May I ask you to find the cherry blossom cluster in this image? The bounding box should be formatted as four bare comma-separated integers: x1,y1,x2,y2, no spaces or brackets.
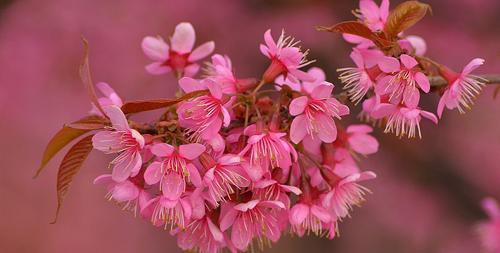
91,22,378,253
336,0,486,138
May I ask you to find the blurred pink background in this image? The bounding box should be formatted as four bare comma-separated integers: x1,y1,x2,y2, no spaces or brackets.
1,0,499,252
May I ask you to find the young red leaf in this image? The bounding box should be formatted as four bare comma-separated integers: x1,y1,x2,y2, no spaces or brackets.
51,134,94,224
384,1,431,40
35,116,105,178
317,21,391,48
121,89,208,114
80,37,107,118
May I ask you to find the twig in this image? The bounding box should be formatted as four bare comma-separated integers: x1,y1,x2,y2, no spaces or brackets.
429,74,500,87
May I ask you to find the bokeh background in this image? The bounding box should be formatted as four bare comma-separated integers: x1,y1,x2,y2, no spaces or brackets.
1,0,499,252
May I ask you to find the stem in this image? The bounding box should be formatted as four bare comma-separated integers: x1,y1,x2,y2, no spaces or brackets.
251,80,267,96
429,74,500,87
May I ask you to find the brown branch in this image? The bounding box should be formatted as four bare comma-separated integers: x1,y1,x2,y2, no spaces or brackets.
429,74,500,87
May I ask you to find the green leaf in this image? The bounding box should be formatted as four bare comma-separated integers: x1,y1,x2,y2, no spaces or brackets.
384,1,431,40
51,134,94,224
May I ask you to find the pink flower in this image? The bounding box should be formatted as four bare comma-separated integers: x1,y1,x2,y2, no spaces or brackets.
92,105,145,182
239,124,297,172
477,198,500,253
338,48,384,104
322,171,376,220
177,78,234,141
399,35,427,56
200,153,250,204
144,194,192,229
437,58,486,118
289,83,350,144
253,179,302,201
142,22,215,77
93,174,150,215
206,54,256,94
356,0,390,31
345,124,379,155
144,143,205,198
275,67,326,93
376,54,430,108
220,200,285,251
89,82,123,116
176,216,227,253
289,202,335,238
260,29,314,83
372,103,438,138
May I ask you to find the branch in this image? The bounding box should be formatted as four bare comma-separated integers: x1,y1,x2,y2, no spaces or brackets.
429,74,500,87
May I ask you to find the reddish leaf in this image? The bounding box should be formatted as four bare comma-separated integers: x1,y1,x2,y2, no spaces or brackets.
35,116,105,178
51,134,94,223
79,37,107,118
121,90,208,114
317,21,391,48
384,1,431,40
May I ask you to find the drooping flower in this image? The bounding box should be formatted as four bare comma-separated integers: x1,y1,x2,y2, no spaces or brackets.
219,200,285,251
376,54,430,108
355,0,390,31
260,29,314,83
322,171,376,220
372,103,438,138
176,216,227,253
338,48,384,104
437,58,486,118
289,83,350,144
177,77,235,141
92,105,145,182
477,198,500,253
142,22,214,77
239,124,296,173
289,202,335,238
90,82,123,116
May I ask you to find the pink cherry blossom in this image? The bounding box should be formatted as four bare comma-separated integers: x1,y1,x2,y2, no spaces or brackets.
260,29,314,83
322,171,376,220
338,48,384,104
289,202,335,238
206,54,256,94
142,22,214,77
372,102,438,138
239,124,297,173
356,0,390,31
177,77,235,141
176,216,227,253
376,54,430,108
253,178,302,201
92,105,145,182
477,198,500,253
399,35,427,56
345,124,379,155
289,83,350,144
220,200,285,251
89,82,123,116
437,58,486,118
144,194,192,229
275,67,327,93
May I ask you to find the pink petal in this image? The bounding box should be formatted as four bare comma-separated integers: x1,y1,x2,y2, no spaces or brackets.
263,29,277,53
349,133,379,155
218,154,241,166
311,205,331,223
179,143,206,160
144,162,163,185
188,41,215,62
145,62,171,75
141,36,169,61
289,115,308,144
170,22,196,54
162,173,185,200
103,105,129,131
403,86,420,109
187,163,202,187
207,218,224,242
259,200,286,209
315,113,338,143
415,72,430,93
205,79,223,99
92,131,124,152
420,110,438,124
482,198,500,219
219,208,238,232
112,181,140,202
289,96,309,116
378,56,400,73
178,77,205,93
234,200,259,212
280,184,302,195
311,83,334,99
183,63,200,77
231,218,252,251
112,151,142,182
400,54,418,69
437,92,448,118
358,171,377,181
307,67,326,82
151,143,175,157
405,35,427,56
462,58,485,75
96,82,123,106
93,174,113,185
289,203,309,225
346,124,373,134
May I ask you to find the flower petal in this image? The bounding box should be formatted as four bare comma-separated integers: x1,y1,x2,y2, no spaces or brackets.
151,143,175,157
289,204,309,225
144,161,163,185
145,62,171,75
171,22,195,54
400,54,418,69
289,115,308,144
289,96,308,116
179,143,206,160
141,36,169,61
162,173,186,200
188,41,215,62
103,105,129,131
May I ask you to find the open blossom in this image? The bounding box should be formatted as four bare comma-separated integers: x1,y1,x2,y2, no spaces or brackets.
260,29,314,83
477,198,500,253
239,124,296,173
220,200,285,251
372,102,438,138
322,171,376,220
89,82,123,116
338,48,383,104
144,194,192,229
437,58,486,118
253,178,302,201
142,22,214,77
376,54,430,108
177,77,235,141
289,83,350,144
356,0,389,31
92,105,145,182
176,216,227,253
289,201,335,239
